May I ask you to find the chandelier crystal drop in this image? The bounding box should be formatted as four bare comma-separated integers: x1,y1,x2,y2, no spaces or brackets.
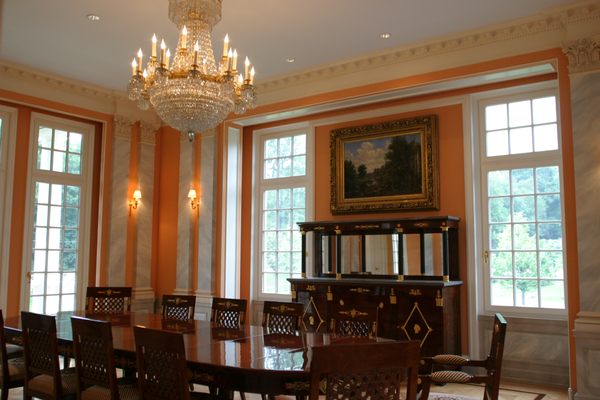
127,0,256,140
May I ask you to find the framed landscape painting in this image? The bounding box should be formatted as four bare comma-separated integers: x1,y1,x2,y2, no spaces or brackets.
330,115,439,214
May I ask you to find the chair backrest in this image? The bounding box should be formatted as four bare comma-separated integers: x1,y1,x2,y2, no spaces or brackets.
329,303,377,337
86,287,132,314
210,297,247,328
133,326,191,400
485,313,508,399
21,311,63,398
162,295,196,320
309,340,420,400
71,316,118,399
262,301,303,333
0,309,10,384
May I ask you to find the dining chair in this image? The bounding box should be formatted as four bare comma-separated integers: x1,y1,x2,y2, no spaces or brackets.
21,311,77,400
133,326,209,400
161,295,196,320
210,297,247,328
71,316,139,400
328,302,378,337
86,287,132,314
419,313,507,400
0,310,25,400
261,301,303,333
309,340,420,400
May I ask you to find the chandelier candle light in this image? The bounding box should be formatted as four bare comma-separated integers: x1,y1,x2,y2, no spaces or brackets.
127,0,256,141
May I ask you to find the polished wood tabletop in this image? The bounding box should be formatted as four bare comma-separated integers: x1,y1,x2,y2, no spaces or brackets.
3,311,389,395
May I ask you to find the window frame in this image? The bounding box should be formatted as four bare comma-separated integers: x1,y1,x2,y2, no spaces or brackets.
20,112,95,312
477,84,568,319
251,123,314,301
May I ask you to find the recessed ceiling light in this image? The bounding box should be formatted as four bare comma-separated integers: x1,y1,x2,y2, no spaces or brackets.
87,13,100,22
380,33,391,39
286,58,295,63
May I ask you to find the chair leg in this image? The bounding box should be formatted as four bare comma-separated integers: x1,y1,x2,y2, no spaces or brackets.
1,386,8,400
418,376,431,400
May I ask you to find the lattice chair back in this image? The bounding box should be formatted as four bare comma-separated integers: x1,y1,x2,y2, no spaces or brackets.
86,287,132,314
329,303,378,338
309,340,420,400
162,295,196,321
133,326,191,400
1,309,25,398
21,311,77,399
262,301,303,333
210,298,247,328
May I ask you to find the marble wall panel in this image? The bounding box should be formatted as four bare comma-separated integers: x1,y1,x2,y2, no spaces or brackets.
176,139,194,291
135,133,155,289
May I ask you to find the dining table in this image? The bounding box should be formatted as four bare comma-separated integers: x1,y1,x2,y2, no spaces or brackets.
3,310,390,397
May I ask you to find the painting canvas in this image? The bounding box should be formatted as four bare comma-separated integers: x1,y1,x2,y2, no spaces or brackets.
330,115,439,214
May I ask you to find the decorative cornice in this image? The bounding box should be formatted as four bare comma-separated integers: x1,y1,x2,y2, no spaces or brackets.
114,116,134,139
139,121,160,145
0,60,116,104
256,1,600,95
563,36,600,73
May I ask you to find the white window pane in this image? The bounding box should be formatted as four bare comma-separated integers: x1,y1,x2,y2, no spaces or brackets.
46,273,61,294
36,204,48,226
491,279,513,306
68,154,81,175
486,130,508,157
485,104,508,130
263,252,277,272
292,155,306,176
279,137,292,157
264,159,277,179
38,148,51,170
263,231,277,251
293,134,306,155
488,170,510,196
30,296,44,313
532,97,556,124
533,124,558,152
69,132,83,153
48,227,61,249
47,250,60,272
51,185,64,205
264,139,277,159
33,250,46,272
540,280,565,308
264,190,277,210
49,205,62,227
292,188,306,208
34,227,47,249
30,273,45,295
509,127,533,154
61,294,75,312
45,295,60,315
62,272,76,293
279,157,292,177
66,186,80,206
54,130,68,151
263,273,276,294
277,274,290,294
515,280,538,307
52,151,66,172
278,189,291,208
38,127,53,148
508,100,531,127
36,182,50,204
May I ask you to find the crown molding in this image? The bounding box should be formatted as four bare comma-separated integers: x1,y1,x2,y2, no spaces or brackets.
563,35,600,73
255,1,600,102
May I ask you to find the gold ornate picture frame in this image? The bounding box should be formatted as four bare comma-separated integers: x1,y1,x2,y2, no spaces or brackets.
330,115,439,214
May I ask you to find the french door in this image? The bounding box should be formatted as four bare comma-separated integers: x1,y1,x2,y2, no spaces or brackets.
22,114,94,314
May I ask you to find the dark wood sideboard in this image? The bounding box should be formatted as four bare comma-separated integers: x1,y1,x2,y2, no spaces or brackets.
290,216,462,356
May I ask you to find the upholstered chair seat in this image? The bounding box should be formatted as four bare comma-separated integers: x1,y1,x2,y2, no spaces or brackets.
25,368,77,398
79,383,140,400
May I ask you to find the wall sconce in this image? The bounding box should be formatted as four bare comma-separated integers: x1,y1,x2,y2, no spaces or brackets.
129,189,142,214
188,189,199,210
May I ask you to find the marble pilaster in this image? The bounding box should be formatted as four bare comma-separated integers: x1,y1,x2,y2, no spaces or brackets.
107,116,133,285
175,134,195,294
196,131,217,294
133,122,159,307
563,36,600,400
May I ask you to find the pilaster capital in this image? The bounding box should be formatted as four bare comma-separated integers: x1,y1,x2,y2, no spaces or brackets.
113,115,134,139
563,36,600,74
140,121,161,145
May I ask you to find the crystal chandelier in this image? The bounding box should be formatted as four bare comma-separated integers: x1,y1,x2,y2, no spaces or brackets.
127,0,256,140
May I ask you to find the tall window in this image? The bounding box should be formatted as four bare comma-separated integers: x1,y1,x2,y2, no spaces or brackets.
25,114,93,314
480,88,565,314
256,129,312,296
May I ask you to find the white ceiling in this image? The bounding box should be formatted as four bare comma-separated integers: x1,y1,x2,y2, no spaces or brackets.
0,0,583,93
